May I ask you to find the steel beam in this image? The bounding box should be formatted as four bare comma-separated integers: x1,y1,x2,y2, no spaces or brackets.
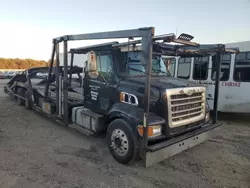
225,48,240,53
212,51,221,123
113,33,175,48
55,43,60,115
70,42,119,54
69,52,74,86
54,27,154,42
44,43,56,98
140,32,153,165
25,70,34,107
112,40,142,48
172,38,199,47
59,75,62,116
177,44,225,52
63,41,69,125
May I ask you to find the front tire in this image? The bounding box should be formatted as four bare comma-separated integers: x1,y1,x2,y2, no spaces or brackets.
106,119,137,165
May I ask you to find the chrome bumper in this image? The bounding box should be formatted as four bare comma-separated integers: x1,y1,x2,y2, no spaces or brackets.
145,122,221,167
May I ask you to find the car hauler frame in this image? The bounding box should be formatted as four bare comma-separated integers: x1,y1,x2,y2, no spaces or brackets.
4,27,232,167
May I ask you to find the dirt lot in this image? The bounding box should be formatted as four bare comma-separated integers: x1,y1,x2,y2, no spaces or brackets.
0,80,249,188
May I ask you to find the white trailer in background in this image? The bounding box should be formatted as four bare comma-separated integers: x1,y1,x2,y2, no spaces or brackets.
168,41,250,113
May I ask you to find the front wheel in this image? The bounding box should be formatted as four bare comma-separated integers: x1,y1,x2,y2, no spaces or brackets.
106,119,137,165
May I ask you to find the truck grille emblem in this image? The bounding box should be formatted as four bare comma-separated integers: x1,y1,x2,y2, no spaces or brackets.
179,89,196,96
186,89,195,96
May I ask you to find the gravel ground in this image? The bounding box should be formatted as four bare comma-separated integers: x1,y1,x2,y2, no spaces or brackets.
0,80,249,188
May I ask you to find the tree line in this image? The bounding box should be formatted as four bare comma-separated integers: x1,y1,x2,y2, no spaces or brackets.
0,58,50,69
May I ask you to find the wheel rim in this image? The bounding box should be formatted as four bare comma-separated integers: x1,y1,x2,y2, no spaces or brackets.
110,129,129,156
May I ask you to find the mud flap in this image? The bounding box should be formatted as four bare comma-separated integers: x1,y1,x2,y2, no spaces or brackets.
145,123,221,167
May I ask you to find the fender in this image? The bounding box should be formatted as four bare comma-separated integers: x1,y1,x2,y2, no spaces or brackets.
108,103,165,130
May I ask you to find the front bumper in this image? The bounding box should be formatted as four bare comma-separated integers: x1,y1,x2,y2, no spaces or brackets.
145,122,221,167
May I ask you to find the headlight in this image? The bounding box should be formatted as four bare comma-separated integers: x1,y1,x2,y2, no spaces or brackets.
137,125,162,138
205,112,210,123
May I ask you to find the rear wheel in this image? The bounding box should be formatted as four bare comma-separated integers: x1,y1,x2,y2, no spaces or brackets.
106,119,137,164
16,87,25,106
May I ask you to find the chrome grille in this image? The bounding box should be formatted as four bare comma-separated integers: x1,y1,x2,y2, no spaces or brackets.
166,87,206,128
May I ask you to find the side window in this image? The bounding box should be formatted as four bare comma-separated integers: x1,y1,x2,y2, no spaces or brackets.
234,52,250,82
211,54,231,81
96,54,113,80
193,56,209,80
177,57,191,79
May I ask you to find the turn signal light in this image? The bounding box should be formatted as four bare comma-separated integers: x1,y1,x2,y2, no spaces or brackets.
137,125,162,137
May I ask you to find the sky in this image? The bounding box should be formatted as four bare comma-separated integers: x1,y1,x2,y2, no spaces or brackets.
0,0,250,60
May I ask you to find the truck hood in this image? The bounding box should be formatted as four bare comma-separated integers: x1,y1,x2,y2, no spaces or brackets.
126,76,201,89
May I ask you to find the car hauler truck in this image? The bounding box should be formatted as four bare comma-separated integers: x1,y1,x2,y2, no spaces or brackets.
4,27,234,167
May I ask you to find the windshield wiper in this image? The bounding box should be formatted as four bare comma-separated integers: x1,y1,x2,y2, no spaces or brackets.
128,67,146,75
152,69,171,76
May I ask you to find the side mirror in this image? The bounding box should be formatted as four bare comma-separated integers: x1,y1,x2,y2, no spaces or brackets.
87,51,97,72
87,51,99,78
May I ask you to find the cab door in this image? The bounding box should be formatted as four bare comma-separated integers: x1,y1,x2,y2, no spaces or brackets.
84,51,115,114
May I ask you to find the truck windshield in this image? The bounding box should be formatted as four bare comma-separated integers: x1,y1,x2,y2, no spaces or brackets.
117,52,171,77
